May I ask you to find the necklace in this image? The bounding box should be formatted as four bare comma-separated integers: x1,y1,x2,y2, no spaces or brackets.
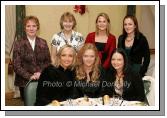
115,74,124,96
126,37,134,42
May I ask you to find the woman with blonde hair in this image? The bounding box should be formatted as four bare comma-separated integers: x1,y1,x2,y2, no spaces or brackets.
51,12,84,64
85,12,116,70
74,43,105,98
35,45,76,106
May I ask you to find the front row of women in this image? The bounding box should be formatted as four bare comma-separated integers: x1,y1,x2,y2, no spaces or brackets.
35,44,145,106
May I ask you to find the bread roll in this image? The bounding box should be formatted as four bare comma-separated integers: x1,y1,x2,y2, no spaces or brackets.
51,100,60,106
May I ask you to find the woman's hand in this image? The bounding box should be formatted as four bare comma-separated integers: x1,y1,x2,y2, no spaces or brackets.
30,72,41,80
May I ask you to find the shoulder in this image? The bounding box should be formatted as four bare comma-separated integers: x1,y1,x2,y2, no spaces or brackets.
73,31,83,37
125,66,141,80
136,32,147,41
108,33,116,41
52,32,62,40
14,37,27,47
118,34,125,41
36,36,48,46
87,32,95,37
36,36,46,43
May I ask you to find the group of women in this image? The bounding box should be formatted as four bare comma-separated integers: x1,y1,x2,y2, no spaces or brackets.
13,11,150,106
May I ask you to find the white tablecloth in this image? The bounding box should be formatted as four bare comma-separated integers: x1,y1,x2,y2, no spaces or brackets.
50,97,147,106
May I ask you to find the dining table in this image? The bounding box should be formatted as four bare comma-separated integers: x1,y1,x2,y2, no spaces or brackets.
48,97,148,106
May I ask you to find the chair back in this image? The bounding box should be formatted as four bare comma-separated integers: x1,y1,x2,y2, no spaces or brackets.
24,80,38,106
142,76,155,106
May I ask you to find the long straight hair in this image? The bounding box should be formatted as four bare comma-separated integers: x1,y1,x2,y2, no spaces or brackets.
122,15,140,36
95,12,111,36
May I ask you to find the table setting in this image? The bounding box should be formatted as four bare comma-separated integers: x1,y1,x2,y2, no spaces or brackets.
48,95,147,106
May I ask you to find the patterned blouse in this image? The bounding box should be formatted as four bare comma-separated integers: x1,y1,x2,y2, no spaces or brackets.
51,30,84,51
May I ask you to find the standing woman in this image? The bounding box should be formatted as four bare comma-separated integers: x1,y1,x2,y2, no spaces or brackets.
74,43,105,98
13,16,51,101
85,12,116,70
35,45,76,106
51,12,84,64
118,15,150,77
103,48,145,102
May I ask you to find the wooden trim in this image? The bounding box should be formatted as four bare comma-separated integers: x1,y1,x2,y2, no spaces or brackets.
150,49,155,55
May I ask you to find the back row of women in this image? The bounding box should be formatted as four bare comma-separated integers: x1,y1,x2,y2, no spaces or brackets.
13,11,150,105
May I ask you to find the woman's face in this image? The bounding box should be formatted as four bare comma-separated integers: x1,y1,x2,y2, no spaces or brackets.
60,47,74,69
63,18,74,32
25,20,38,38
96,16,108,31
83,49,96,67
111,52,124,71
124,18,136,35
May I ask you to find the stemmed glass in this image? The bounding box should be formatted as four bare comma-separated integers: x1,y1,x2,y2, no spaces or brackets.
112,95,123,106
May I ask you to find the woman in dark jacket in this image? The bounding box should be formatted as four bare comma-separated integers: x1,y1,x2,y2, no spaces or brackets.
102,48,145,101
74,43,105,98
118,15,150,77
13,16,51,101
35,45,76,106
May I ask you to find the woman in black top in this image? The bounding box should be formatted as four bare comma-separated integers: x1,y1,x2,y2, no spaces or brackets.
118,15,150,77
35,45,76,106
103,48,145,101
74,43,105,98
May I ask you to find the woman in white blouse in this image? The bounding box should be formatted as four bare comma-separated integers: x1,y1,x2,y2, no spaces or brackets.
51,12,84,64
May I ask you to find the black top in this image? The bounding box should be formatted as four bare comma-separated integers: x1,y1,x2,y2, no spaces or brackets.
102,66,145,102
35,64,75,106
118,32,150,77
95,42,107,64
73,66,106,98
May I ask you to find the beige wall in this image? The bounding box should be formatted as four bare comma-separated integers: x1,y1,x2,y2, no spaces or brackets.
136,5,155,49
26,5,127,50
26,5,155,49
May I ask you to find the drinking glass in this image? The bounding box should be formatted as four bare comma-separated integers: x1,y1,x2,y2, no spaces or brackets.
113,95,122,106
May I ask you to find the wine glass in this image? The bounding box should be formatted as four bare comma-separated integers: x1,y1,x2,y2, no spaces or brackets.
113,95,122,106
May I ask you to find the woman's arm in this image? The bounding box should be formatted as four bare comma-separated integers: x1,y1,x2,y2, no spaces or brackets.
13,41,32,80
35,67,52,105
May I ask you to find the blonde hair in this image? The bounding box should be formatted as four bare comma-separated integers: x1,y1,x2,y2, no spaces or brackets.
95,12,110,36
60,12,76,30
54,45,77,70
76,43,100,82
23,15,40,30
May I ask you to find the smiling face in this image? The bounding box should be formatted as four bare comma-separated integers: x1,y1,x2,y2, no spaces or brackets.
62,17,74,32
82,49,96,68
60,47,74,69
124,18,136,35
111,52,124,72
25,20,38,38
96,16,108,31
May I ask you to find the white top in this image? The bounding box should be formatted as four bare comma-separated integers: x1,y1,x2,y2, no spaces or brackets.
27,36,36,51
51,30,84,52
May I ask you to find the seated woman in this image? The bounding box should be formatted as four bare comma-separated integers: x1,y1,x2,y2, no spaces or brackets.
102,48,145,101
74,43,105,98
35,45,76,106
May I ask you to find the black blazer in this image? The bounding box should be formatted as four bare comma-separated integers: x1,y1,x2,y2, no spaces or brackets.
35,64,75,106
102,67,145,101
118,32,150,77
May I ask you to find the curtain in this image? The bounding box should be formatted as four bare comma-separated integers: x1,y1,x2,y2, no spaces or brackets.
127,5,136,16
16,5,26,40
5,5,16,57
